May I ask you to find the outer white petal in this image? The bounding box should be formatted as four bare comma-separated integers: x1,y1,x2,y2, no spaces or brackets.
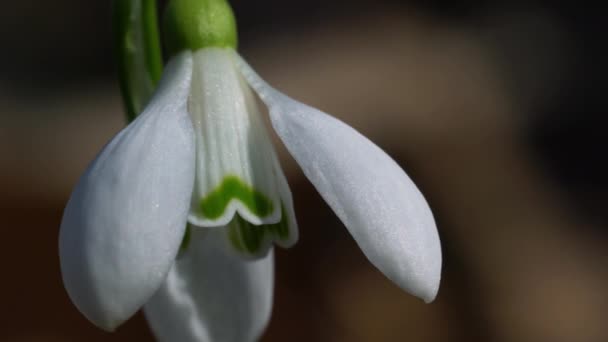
237,55,441,302
143,228,274,342
59,52,195,330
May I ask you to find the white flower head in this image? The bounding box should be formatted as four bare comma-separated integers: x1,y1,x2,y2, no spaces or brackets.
59,0,442,340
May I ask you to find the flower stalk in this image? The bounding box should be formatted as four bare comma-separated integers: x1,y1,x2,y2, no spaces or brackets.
112,0,163,121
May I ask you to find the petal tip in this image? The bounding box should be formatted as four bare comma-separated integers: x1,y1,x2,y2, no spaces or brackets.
421,280,440,304
90,316,123,333
414,246,442,304
387,233,442,304
396,270,441,304
59,248,134,332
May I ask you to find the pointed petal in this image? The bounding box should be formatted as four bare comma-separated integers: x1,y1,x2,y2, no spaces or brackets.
237,55,441,302
187,48,286,228
59,52,195,330
143,228,274,342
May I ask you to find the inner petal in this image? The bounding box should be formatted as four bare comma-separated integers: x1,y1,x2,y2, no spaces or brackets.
225,205,291,259
187,48,283,227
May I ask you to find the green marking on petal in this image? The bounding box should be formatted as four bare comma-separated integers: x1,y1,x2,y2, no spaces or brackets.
177,224,192,258
199,175,274,220
227,216,261,254
269,206,290,240
227,205,290,255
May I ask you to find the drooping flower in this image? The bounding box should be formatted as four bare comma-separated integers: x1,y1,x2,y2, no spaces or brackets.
59,0,442,341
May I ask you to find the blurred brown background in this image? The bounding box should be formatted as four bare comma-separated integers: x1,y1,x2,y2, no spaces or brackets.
1,1,606,341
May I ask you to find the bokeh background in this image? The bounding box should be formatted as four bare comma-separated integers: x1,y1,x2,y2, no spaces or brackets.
1,1,606,341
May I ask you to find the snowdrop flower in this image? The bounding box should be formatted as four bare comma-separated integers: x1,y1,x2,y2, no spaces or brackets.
59,0,442,340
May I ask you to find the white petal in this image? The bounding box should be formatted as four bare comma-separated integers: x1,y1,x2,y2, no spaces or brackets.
144,228,274,342
187,48,286,228
237,55,442,302
59,52,195,330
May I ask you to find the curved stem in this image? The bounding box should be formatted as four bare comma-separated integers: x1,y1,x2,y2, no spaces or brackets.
112,0,163,122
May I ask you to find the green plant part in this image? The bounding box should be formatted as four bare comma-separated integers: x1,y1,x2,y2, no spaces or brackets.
199,176,275,220
112,0,163,122
163,0,237,57
227,206,290,255
178,225,192,256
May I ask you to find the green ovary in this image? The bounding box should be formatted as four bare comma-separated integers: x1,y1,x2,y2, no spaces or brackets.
163,0,237,56
199,176,274,219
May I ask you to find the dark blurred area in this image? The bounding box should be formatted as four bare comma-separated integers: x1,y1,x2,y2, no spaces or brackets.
1,1,606,341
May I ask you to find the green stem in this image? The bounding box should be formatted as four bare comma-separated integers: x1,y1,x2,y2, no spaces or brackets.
112,0,163,122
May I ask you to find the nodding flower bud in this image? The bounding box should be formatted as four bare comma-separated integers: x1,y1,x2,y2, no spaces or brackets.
163,0,238,56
